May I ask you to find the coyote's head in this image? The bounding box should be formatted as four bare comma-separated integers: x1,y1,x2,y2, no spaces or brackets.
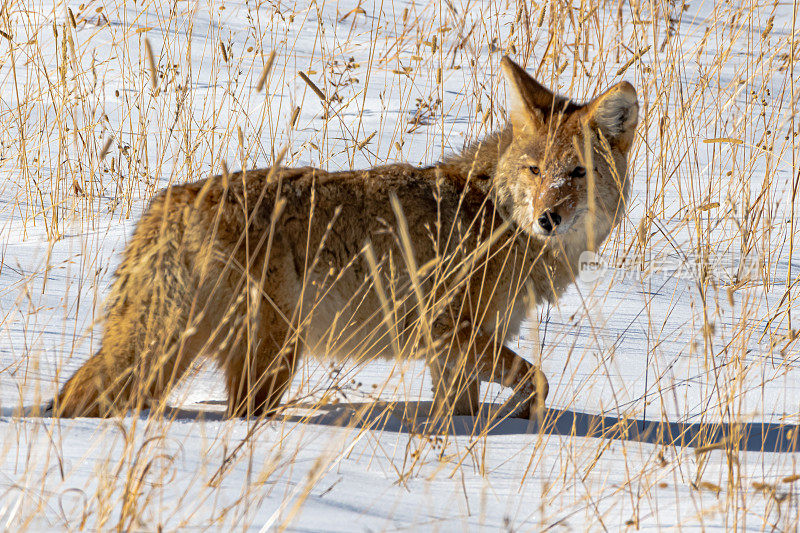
491,56,638,251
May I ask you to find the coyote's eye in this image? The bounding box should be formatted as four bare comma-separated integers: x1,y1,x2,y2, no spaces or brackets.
529,166,540,175
571,166,586,178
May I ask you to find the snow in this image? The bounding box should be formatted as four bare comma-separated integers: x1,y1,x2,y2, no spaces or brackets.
2,0,800,530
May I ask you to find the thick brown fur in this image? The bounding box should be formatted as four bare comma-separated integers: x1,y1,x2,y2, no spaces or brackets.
51,56,638,418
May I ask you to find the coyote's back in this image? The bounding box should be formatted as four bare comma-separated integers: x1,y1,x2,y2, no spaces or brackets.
52,56,638,418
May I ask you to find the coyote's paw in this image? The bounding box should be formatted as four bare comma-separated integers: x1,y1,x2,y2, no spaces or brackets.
505,367,549,420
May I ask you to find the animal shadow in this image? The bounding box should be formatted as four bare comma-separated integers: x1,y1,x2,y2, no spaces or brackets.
166,400,800,452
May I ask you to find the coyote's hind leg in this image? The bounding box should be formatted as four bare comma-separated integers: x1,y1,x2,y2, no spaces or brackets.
220,298,300,418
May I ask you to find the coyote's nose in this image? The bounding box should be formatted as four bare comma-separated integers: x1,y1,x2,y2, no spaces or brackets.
537,210,561,233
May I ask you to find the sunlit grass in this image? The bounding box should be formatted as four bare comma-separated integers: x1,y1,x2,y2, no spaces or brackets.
1,0,799,529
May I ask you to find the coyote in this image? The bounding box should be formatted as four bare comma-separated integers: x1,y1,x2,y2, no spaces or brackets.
51,56,638,419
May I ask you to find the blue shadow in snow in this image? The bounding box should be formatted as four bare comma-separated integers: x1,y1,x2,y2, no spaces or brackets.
6,401,797,453
266,401,800,453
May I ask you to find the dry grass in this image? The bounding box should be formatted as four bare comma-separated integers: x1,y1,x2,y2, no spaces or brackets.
1,0,799,529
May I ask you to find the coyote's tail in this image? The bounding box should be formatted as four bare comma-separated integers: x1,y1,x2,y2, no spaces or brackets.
50,349,135,417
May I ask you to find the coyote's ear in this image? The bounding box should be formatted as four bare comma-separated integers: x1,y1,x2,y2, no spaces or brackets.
500,56,559,133
586,81,638,152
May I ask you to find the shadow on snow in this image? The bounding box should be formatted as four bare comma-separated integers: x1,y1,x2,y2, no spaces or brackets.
164,400,800,453
4,400,796,452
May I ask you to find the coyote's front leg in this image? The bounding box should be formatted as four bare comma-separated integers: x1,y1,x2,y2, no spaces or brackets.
428,323,548,419
470,330,548,419
428,352,481,417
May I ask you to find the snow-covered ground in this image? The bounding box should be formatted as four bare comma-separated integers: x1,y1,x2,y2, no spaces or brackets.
2,0,800,529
